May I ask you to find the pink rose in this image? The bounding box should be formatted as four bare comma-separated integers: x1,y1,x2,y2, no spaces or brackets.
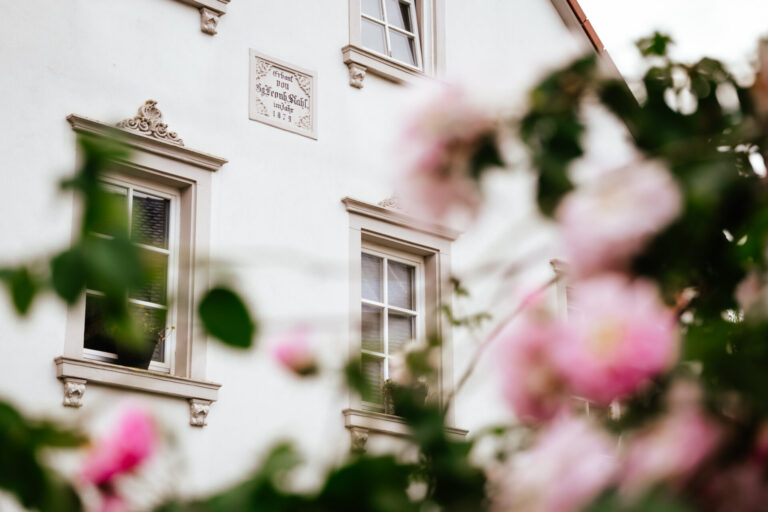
80,406,157,487
396,84,499,222
621,407,721,497
495,315,573,424
752,39,768,122
736,271,762,313
557,160,681,277
553,274,680,404
488,415,617,512
272,326,318,376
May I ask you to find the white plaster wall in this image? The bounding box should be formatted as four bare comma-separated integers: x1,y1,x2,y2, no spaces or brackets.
0,0,590,501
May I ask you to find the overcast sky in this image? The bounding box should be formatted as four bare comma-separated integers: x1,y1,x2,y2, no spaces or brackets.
579,0,768,79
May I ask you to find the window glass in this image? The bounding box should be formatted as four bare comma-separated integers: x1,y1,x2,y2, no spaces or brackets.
389,30,416,66
83,295,117,355
131,191,169,249
388,313,413,354
362,0,383,19
361,18,387,55
387,261,413,309
361,305,384,352
362,355,384,404
130,303,168,364
92,185,128,238
386,0,412,31
362,253,383,301
130,250,168,305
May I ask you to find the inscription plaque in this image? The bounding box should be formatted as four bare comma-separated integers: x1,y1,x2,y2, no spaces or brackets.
249,50,317,139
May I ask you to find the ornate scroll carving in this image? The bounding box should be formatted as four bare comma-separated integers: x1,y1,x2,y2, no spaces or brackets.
117,100,184,146
62,378,86,408
377,196,402,209
199,7,221,35
253,58,272,80
348,63,367,89
349,427,369,453
189,399,212,427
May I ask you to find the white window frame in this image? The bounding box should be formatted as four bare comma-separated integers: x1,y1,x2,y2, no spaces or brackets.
360,243,426,411
342,197,468,444
56,112,226,425
342,0,445,88
82,175,180,375
360,0,423,70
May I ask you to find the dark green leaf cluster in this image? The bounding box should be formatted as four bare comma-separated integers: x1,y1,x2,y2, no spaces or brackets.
0,401,85,512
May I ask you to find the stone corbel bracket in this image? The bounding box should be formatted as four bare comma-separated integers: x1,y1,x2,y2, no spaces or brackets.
347,63,367,89
189,399,212,427
176,0,230,35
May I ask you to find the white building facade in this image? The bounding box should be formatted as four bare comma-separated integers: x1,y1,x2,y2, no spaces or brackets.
0,0,600,502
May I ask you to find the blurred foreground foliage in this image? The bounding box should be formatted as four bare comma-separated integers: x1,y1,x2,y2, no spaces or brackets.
3,31,768,512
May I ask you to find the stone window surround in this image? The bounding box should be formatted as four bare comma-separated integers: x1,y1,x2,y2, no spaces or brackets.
343,197,467,448
59,111,226,427
342,0,445,88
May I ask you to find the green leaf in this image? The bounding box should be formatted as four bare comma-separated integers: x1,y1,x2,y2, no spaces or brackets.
0,267,38,315
198,287,256,348
0,401,85,512
635,31,674,57
50,249,87,303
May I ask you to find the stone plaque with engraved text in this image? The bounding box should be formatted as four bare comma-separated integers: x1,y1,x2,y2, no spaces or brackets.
249,50,317,139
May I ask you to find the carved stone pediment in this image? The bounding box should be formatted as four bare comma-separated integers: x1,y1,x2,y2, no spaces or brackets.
117,100,184,146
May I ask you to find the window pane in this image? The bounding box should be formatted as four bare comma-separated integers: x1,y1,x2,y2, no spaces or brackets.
362,304,383,352
386,0,412,31
362,0,383,19
388,313,413,354
362,18,387,55
84,295,117,354
130,303,168,363
389,30,416,66
130,249,168,305
387,261,413,309
362,354,384,404
362,253,383,301
83,297,168,364
92,185,128,238
131,191,170,249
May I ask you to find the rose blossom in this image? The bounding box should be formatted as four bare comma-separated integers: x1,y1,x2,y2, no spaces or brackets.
272,326,318,376
396,83,499,222
552,274,680,404
557,159,681,277
494,311,574,424
80,406,157,487
620,382,721,497
751,39,768,122
735,271,762,313
488,415,617,512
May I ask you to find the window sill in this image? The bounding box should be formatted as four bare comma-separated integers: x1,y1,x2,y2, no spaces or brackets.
54,356,221,427
343,408,468,451
341,45,428,89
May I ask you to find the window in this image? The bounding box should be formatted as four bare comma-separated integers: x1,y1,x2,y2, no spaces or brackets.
83,176,179,373
342,0,444,88
57,104,226,425
360,0,421,68
342,197,467,445
360,245,425,409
